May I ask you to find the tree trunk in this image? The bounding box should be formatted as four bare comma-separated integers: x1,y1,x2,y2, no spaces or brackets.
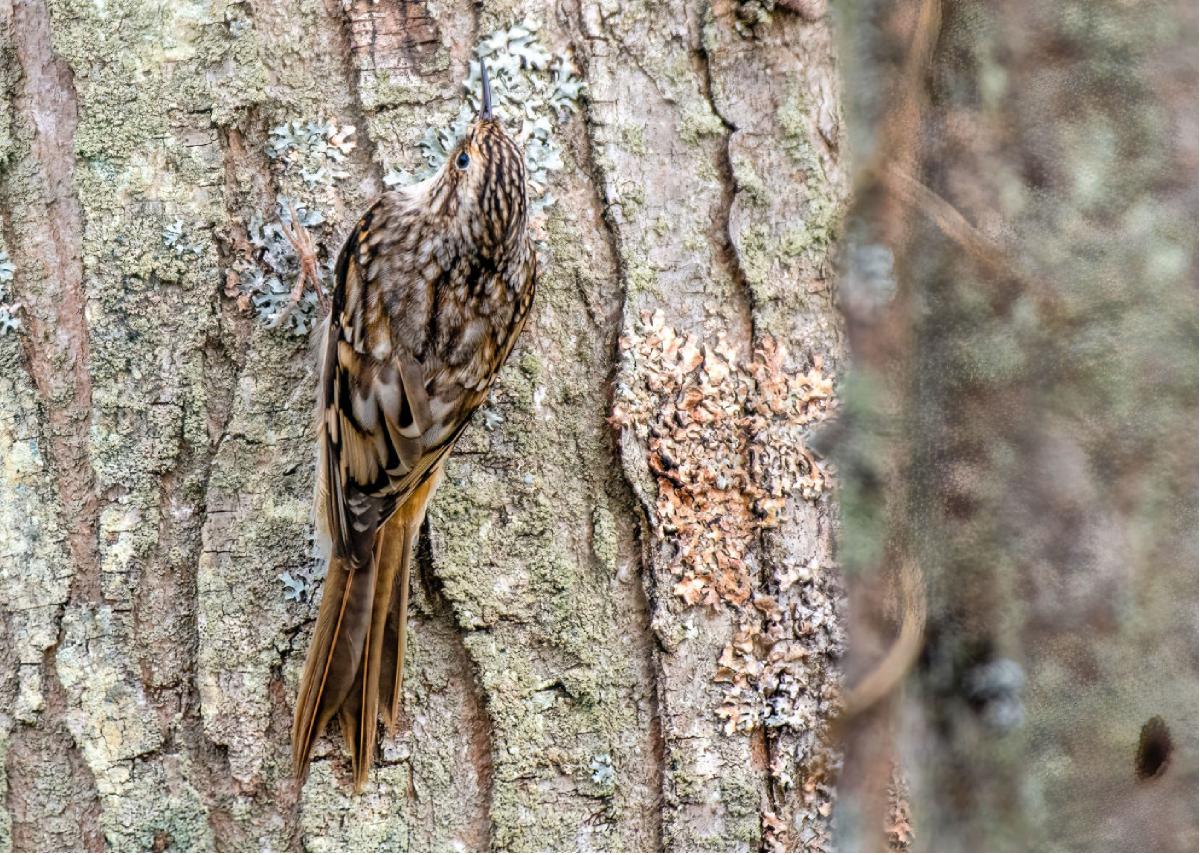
0,0,847,850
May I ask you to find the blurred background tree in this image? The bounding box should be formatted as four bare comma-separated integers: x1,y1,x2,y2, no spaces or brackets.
832,0,1198,850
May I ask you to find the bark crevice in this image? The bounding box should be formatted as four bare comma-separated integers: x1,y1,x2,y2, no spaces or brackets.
5,651,104,852
694,39,758,342
6,0,99,603
564,3,668,846
414,525,496,850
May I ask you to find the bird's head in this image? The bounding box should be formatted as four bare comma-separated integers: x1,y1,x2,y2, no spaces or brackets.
434,62,529,256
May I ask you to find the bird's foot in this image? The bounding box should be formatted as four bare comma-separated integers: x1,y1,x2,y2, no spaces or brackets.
280,202,328,309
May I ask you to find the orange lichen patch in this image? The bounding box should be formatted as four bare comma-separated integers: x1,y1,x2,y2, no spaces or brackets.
611,309,834,612
886,767,914,851
714,622,769,731
762,809,789,852
714,582,840,738
612,309,839,746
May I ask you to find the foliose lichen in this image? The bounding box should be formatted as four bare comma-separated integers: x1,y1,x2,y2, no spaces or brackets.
228,119,357,336
383,19,585,217
230,199,330,336
280,542,328,603
0,250,19,335
590,752,616,788
611,309,839,740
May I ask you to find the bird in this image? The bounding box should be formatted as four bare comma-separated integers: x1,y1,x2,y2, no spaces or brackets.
291,61,536,792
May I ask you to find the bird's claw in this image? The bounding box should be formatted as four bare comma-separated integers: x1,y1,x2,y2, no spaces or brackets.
281,202,328,310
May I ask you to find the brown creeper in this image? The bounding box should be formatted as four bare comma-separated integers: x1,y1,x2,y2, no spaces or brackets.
292,63,536,791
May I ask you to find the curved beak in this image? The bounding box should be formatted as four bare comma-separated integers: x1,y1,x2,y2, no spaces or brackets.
479,59,494,121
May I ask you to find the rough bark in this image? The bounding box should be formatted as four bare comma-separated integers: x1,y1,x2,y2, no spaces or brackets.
0,0,847,850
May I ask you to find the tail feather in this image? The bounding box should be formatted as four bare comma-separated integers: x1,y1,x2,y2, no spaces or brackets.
337,675,364,784
346,510,405,791
291,551,378,782
381,465,443,732
292,463,445,790
379,518,417,732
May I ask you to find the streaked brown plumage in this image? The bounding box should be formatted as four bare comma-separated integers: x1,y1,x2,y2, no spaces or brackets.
292,65,535,791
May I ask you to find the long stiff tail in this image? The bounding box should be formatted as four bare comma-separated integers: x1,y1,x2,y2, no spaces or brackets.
291,547,378,786
292,465,444,791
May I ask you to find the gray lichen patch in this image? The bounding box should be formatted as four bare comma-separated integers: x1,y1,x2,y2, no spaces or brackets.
0,250,20,334
225,118,358,335
382,18,585,223
230,199,331,336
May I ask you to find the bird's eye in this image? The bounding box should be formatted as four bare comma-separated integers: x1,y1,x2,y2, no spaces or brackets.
455,151,470,170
